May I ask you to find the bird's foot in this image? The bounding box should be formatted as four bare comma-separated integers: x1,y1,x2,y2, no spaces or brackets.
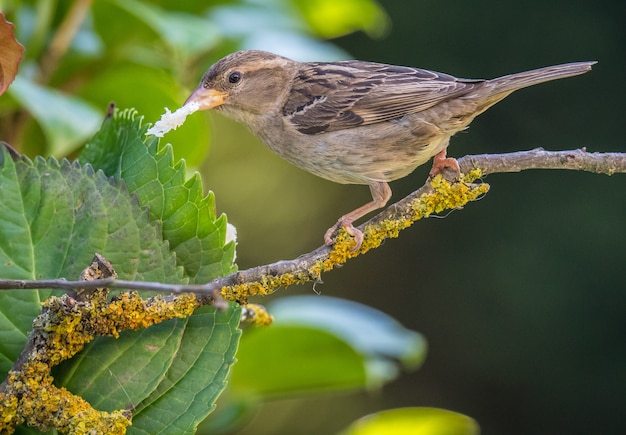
429,149,460,180
324,218,364,251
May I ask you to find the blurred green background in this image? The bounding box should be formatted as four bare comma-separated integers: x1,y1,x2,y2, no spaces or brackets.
1,0,625,433
204,1,625,434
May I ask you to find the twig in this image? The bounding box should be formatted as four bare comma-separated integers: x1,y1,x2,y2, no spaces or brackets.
0,147,624,433
1,148,624,299
461,147,626,175
37,0,94,84
5,0,94,149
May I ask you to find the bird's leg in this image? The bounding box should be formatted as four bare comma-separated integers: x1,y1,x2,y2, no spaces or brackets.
324,181,392,250
429,147,460,179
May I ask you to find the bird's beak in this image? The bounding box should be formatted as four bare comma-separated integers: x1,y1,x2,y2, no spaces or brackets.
184,87,228,110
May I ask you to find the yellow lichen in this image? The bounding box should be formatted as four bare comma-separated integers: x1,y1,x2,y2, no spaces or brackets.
221,282,266,303
0,176,490,432
220,272,311,304
241,304,274,326
420,173,489,216
0,288,205,434
464,168,484,183
220,175,489,304
319,174,489,273
0,393,19,431
2,359,132,434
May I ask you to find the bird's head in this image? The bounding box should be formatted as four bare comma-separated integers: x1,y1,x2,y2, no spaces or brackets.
185,50,297,123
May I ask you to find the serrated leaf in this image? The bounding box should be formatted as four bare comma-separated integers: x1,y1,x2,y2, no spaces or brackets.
0,145,181,377
67,109,240,433
78,64,211,166
1,106,241,433
81,109,236,284
131,305,241,434
55,305,241,435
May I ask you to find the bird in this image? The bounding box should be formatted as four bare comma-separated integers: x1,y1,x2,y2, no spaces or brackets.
185,50,595,250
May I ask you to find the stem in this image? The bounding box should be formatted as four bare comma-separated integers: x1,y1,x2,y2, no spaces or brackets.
1,148,624,297
37,0,94,84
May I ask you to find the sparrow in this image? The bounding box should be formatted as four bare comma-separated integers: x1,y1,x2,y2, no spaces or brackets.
185,50,595,249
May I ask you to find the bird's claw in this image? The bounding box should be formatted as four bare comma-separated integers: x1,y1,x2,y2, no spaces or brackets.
429,150,461,180
324,219,364,251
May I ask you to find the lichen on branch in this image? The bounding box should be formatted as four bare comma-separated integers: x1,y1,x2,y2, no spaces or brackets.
0,147,624,433
0,255,202,434
219,171,489,304
2,148,624,303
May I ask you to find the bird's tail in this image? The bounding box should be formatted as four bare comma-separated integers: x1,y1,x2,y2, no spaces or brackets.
488,61,596,95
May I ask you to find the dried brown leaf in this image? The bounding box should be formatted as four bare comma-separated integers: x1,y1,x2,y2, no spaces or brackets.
0,13,25,95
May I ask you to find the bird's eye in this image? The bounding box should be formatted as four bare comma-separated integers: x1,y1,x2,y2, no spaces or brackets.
228,71,242,84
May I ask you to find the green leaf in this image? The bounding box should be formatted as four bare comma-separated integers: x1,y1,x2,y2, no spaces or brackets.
227,296,425,401
231,325,367,397
131,306,241,433
80,109,236,284
8,76,103,156
109,0,221,59
291,0,390,38
340,407,480,435
69,109,239,433
208,3,349,60
1,107,241,433
0,145,181,377
204,296,426,432
55,305,241,435
269,295,427,385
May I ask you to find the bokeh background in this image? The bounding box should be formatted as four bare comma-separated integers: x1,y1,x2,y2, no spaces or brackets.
1,0,624,433
202,0,626,433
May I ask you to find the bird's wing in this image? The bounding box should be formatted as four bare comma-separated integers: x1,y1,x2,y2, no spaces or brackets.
283,61,484,135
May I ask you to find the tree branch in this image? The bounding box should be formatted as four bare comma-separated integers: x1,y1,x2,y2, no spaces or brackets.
37,0,94,84
1,148,624,302
0,148,623,432
460,147,626,175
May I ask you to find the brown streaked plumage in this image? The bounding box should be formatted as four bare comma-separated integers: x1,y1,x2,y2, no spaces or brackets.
186,50,595,249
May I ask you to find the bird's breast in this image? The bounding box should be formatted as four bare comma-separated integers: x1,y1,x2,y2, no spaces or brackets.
254,116,452,185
